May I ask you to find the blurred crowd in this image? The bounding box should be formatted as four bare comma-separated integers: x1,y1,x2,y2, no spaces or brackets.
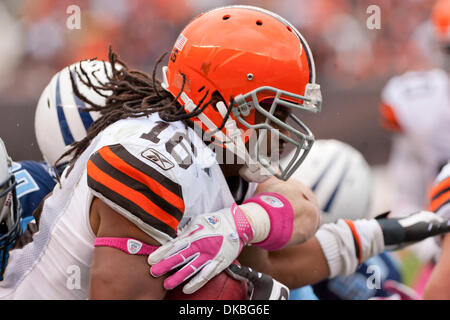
0,0,439,102
0,0,443,166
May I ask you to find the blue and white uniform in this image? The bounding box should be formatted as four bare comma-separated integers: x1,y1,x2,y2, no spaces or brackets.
11,161,58,228
312,252,402,300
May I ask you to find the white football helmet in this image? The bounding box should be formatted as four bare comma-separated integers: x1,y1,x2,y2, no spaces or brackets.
34,60,114,166
281,139,372,224
0,138,21,275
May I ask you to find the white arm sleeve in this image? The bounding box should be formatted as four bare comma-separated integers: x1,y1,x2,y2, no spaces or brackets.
315,219,385,278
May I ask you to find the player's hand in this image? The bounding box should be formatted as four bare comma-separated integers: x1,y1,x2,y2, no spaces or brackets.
148,203,253,294
226,264,290,300
376,210,450,251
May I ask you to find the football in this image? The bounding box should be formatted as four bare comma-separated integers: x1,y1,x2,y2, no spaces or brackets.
164,266,247,300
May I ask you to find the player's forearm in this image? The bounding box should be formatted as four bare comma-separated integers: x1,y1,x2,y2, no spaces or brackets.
238,191,319,253
315,219,384,278
244,177,320,247
424,235,450,300
241,220,373,288
89,198,167,300
269,237,330,288
239,237,329,289
89,247,166,300
317,211,449,279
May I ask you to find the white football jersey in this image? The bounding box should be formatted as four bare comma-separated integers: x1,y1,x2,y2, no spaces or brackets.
429,161,450,221
0,113,246,299
381,68,450,215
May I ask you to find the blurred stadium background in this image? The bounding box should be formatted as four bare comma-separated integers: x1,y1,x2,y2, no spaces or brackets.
0,0,440,281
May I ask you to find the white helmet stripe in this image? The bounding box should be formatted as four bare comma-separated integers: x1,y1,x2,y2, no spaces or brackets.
71,70,94,131
55,73,75,146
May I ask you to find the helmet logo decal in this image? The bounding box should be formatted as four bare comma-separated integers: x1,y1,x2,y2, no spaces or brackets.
174,33,187,52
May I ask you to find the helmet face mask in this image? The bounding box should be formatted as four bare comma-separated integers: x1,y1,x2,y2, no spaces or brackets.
0,141,21,277
233,86,320,181
0,176,21,244
163,5,322,182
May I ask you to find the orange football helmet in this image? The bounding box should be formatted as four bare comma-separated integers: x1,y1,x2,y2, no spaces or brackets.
162,5,322,182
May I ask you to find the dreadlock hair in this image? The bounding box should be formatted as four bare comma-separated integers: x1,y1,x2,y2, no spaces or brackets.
55,47,235,179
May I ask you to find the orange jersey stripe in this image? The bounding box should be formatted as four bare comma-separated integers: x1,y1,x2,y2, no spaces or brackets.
429,191,450,213
345,220,363,265
98,146,185,213
429,178,450,200
87,160,180,231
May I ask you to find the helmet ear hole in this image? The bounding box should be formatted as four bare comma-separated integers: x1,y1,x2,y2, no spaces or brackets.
256,20,263,26
223,15,230,20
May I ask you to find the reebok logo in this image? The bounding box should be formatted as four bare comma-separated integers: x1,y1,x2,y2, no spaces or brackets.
141,148,174,170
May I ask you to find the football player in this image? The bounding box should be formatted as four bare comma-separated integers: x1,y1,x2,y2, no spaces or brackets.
423,161,450,299
286,140,402,300
145,5,450,296
378,0,450,264
0,62,99,276
0,5,323,299
35,54,297,300
237,140,450,299
34,59,111,169
2,57,290,300
0,137,59,280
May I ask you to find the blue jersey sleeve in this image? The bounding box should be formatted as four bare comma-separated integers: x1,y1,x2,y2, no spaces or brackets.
12,161,58,219
312,252,402,300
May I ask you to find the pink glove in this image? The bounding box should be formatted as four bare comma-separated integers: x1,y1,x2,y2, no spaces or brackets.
148,203,253,294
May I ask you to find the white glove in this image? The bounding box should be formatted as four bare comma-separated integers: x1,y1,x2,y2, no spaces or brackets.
377,210,450,251
148,203,254,294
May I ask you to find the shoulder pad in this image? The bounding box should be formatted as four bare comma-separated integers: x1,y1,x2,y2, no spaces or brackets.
429,161,450,214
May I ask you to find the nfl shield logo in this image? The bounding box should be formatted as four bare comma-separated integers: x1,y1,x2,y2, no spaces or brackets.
205,215,220,228
260,195,284,208
127,239,143,255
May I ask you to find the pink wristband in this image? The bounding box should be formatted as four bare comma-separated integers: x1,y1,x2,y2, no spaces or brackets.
94,237,158,255
231,202,254,249
243,192,294,251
